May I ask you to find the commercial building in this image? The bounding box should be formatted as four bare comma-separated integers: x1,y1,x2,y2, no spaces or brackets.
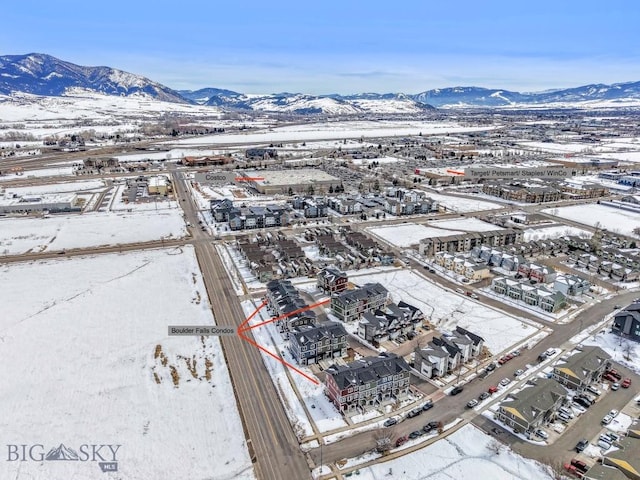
0,192,82,215
240,169,341,195
324,353,412,413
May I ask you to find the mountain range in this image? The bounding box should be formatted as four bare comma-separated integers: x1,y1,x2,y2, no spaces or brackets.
2,53,640,113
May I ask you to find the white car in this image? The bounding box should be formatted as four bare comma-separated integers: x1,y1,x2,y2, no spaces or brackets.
544,348,556,357
609,409,619,418
500,377,511,387
535,429,549,440
602,415,613,425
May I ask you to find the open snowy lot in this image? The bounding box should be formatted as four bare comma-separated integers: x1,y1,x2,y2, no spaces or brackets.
583,331,640,376
1,180,105,195
523,224,591,242
350,269,540,353
543,204,640,237
353,424,553,480
367,223,462,247
0,210,185,255
0,247,255,480
425,191,503,213
168,120,500,146
428,217,503,232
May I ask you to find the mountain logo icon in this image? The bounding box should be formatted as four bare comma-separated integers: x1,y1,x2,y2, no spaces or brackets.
45,444,80,461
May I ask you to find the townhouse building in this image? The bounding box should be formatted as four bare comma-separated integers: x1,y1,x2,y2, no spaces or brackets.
612,302,640,343
331,283,388,322
324,353,412,413
289,322,348,366
316,267,349,294
552,346,611,391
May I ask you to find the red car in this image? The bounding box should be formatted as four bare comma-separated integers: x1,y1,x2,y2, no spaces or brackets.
488,385,498,394
571,459,588,473
606,369,622,380
603,373,617,382
622,378,632,388
564,463,584,478
395,435,408,447
498,357,508,365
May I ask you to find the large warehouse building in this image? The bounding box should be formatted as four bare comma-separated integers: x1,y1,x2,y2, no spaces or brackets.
240,169,341,195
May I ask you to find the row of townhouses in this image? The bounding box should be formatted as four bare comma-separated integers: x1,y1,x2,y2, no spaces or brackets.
316,267,349,294
325,353,412,413
211,199,289,230
517,262,557,283
491,277,567,312
571,251,640,282
330,283,389,323
497,346,610,435
265,280,316,337
290,196,329,218
414,326,485,378
358,302,424,344
433,252,491,282
289,322,348,366
419,229,523,257
469,245,526,271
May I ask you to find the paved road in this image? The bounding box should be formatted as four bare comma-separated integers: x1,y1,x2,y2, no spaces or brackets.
172,170,311,480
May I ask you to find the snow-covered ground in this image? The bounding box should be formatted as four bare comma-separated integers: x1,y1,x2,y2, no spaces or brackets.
367,223,462,247
167,120,500,146
523,225,592,242
353,424,554,480
583,331,640,376
1,179,105,195
350,269,541,353
0,210,185,255
426,191,504,213
0,247,255,480
0,166,75,181
543,204,640,237
428,217,503,232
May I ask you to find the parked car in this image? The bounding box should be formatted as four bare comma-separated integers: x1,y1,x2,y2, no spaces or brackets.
598,438,612,450
601,415,613,425
558,407,574,418
479,392,490,401
511,350,521,357
455,288,465,294
408,430,423,439
603,372,617,382
571,402,586,413
514,369,524,377
422,400,434,411
575,439,589,452
603,432,620,444
466,399,479,409
586,385,602,396
570,459,588,473
395,435,408,447
488,385,498,394
611,382,620,391
545,348,556,357
535,429,549,439
407,331,417,340
558,412,571,423
622,377,632,388
407,408,422,418
422,421,440,433
470,293,479,300
384,418,398,427
574,397,591,409
609,409,619,418
486,363,497,372
499,377,511,387
450,385,464,395
606,369,622,380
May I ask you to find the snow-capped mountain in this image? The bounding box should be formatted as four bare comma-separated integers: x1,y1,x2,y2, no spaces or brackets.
2,53,640,112
411,82,640,107
0,53,187,103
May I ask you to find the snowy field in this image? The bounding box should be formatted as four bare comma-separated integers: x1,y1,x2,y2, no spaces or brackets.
583,331,640,376
543,204,640,237
0,247,255,480
0,166,75,181
367,223,462,247
428,217,503,232
351,269,540,353
168,121,500,146
426,191,504,213
0,210,185,255
1,180,105,195
353,424,553,480
523,225,591,242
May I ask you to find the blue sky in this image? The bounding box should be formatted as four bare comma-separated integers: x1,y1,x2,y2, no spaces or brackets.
3,1,640,94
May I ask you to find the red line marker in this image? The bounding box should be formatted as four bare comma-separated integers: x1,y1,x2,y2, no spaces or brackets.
238,299,268,331
234,177,265,181
239,298,330,332
238,330,319,385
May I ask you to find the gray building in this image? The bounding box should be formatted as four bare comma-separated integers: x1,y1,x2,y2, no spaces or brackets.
289,322,348,366
552,346,611,391
496,378,568,434
612,303,640,343
330,283,388,322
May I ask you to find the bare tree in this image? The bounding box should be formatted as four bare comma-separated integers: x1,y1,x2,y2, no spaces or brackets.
623,340,634,361
542,456,567,480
